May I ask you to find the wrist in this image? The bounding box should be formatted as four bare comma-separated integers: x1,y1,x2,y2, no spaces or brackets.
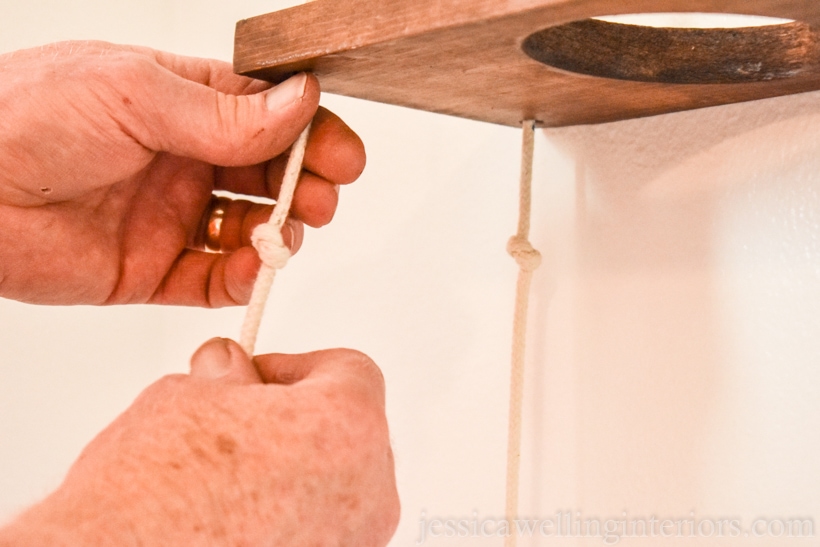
0,488,134,546
0,452,212,546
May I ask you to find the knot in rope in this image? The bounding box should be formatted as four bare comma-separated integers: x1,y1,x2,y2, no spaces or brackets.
251,223,291,270
507,235,542,272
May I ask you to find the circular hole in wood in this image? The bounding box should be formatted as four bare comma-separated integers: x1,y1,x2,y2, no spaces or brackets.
522,14,819,84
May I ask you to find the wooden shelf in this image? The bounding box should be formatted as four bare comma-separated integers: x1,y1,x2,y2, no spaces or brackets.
234,0,820,127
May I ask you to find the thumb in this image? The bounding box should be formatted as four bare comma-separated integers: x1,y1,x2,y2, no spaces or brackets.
190,338,262,384
127,71,320,167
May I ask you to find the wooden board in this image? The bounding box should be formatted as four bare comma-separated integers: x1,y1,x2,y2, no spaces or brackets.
234,0,820,127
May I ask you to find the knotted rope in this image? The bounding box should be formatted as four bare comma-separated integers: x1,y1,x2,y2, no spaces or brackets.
239,122,312,356
504,120,541,547
238,120,541,547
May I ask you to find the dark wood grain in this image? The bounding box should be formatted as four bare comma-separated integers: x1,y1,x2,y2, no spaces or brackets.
234,0,820,127
523,20,819,84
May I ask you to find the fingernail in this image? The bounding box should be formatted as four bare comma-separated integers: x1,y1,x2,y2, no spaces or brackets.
282,218,304,254
265,73,308,112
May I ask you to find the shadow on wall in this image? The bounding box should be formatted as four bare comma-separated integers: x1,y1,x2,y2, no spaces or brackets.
525,90,820,526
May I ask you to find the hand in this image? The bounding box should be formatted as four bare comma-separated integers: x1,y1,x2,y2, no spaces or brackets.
0,339,399,546
0,41,365,306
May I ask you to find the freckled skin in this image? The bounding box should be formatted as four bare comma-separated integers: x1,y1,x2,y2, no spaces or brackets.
0,342,400,546
0,40,390,547
216,434,238,455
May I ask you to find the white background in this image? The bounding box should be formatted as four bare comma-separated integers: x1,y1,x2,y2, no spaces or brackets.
1,2,818,546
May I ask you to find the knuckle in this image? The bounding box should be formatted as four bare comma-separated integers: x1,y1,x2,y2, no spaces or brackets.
217,94,254,136
330,348,386,393
211,92,269,162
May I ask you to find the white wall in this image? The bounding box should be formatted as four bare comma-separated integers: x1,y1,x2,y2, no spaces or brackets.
1,3,818,546
519,92,820,546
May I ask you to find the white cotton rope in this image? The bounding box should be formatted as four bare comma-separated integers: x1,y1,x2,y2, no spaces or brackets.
239,122,312,356
238,120,539,540
504,120,542,547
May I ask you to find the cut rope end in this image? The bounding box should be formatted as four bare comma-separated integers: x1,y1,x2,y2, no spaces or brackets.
251,223,291,270
507,235,542,272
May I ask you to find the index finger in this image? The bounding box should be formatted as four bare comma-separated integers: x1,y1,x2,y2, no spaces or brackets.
253,349,386,407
